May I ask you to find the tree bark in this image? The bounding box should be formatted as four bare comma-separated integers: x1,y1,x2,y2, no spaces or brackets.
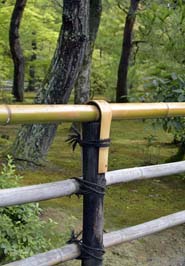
74,0,102,105
27,32,37,92
116,0,140,103
9,0,27,102
12,0,89,167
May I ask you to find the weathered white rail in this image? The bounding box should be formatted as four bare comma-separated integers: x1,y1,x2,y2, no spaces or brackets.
0,161,185,207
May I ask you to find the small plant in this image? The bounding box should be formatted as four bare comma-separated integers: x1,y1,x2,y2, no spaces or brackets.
151,73,185,144
143,134,160,165
144,134,157,147
0,156,53,264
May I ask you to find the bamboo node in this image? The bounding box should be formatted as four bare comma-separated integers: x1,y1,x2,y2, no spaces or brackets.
4,105,11,125
165,103,170,117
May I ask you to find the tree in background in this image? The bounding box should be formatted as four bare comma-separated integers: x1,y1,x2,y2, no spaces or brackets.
27,31,37,91
116,0,140,103
12,0,89,166
90,1,124,100
9,0,27,102
74,0,102,104
0,0,61,92
22,0,61,91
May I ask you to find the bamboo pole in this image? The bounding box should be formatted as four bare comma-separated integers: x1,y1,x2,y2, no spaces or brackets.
5,211,185,266
1,103,185,124
0,161,185,207
105,160,185,185
4,243,80,266
104,211,185,248
110,102,185,119
0,104,99,124
0,179,79,207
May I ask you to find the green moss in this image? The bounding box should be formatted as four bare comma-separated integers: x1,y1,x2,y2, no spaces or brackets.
104,177,185,230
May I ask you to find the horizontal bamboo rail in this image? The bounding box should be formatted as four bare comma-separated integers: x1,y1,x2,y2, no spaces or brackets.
0,161,185,207
1,103,185,124
105,160,185,185
5,211,185,266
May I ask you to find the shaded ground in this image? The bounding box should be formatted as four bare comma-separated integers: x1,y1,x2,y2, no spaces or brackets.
42,207,185,266
103,225,185,266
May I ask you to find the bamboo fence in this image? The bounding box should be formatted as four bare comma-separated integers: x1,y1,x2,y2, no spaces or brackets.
0,102,184,266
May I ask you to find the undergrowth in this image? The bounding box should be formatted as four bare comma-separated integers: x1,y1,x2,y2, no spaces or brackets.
0,156,54,264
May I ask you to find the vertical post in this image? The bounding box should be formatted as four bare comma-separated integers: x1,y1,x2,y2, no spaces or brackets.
81,121,106,266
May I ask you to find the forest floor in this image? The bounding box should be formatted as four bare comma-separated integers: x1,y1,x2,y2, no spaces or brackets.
0,103,185,265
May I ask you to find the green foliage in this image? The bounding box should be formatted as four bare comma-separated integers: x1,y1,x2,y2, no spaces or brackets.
91,1,125,100
0,0,61,88
0,155,52,264
22,0,61,83
0,0,185,101
126,1,185,101
151,74,185,144
92,0,185,101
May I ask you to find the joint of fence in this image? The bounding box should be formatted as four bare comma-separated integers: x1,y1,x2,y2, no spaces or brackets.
74,177,106,196
66,126,111,152
88,100,112,174
67,230,105,261
4,105,11,125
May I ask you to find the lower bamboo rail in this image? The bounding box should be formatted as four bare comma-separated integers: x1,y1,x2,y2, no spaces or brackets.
0,161,185,207
5,211,185,266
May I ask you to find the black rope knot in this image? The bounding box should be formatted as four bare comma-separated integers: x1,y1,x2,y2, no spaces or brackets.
81,242,105,261
66,126,111,151
67,230,105,261
74,177,105,196
67,230,82,245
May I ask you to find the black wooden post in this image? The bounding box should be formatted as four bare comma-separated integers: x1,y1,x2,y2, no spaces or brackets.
81,121,106,266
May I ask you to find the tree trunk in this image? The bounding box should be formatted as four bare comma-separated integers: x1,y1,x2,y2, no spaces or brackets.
74,0,102,105
116,0,140,103
12,0,89,167
9,0,27,102
27,32,37,92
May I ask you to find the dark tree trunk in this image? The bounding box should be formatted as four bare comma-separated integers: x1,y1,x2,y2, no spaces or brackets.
166,143,185,163
12,0,89,167
116,0,140,103
27,32,37,92
74,0,102,104
9,0,27,102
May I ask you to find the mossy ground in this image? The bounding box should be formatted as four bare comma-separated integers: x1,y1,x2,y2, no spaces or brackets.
0,93,184,255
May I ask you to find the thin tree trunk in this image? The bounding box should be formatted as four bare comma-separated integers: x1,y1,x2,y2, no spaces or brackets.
12,0,89,167
27,31,37,92
116,0,140,103
9,0,27,102
74,0,102,104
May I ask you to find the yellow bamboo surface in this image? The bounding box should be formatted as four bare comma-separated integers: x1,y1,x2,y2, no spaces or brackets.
1,102,185,124
90,100,112,173
0,104,99,124
110,102,185,119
